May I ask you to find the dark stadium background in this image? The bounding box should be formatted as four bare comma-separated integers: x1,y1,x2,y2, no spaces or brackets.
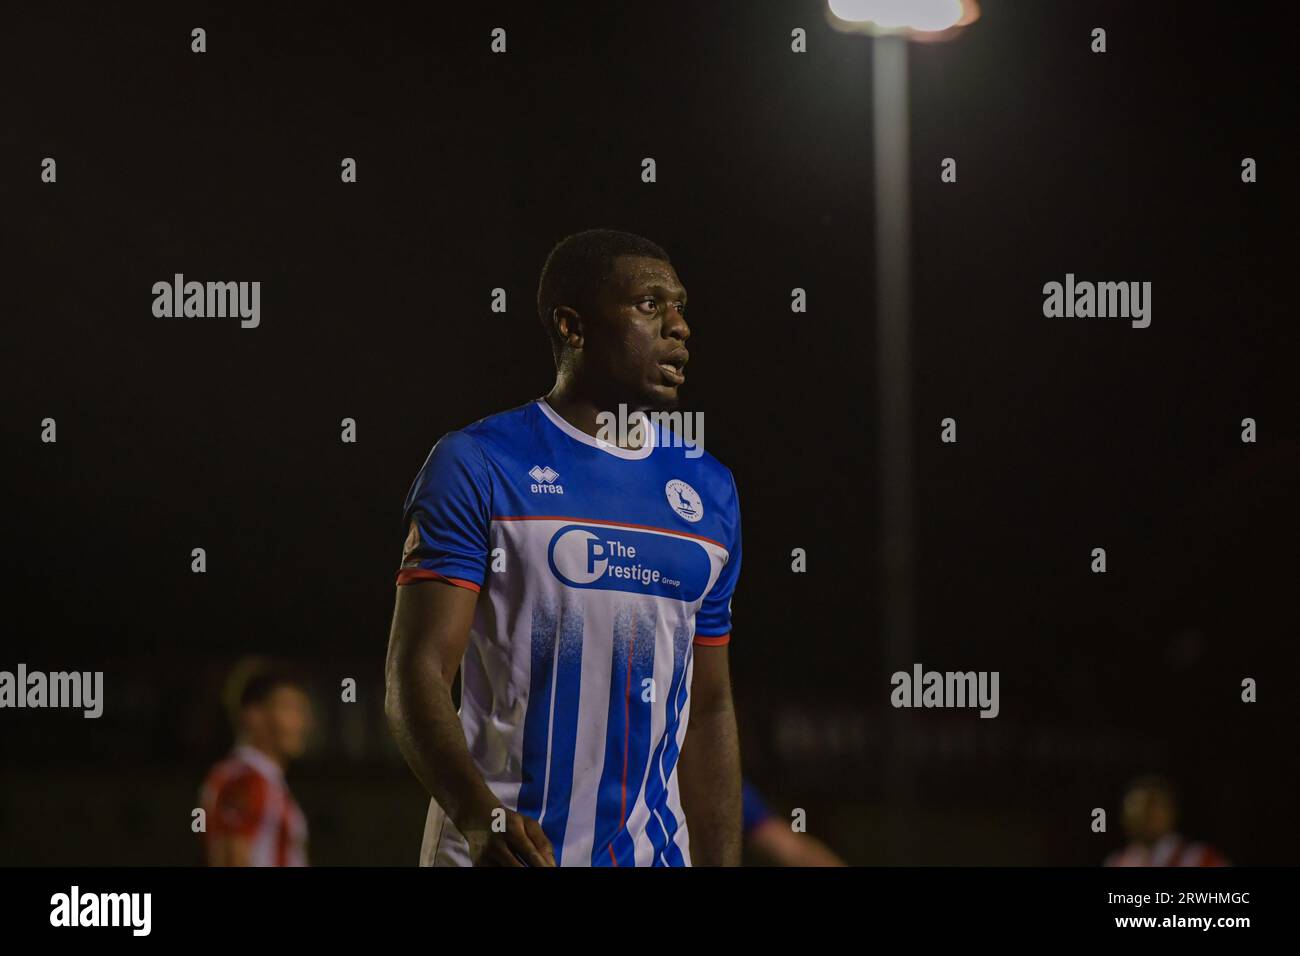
3,1,1296,865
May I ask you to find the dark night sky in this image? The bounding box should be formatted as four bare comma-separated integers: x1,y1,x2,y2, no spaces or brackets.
2,1,1296,864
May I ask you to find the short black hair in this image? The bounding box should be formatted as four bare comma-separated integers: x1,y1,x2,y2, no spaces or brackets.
238,669,304,710
536,228,671,364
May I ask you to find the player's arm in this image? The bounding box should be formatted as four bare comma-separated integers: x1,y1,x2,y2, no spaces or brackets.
384,578,554,867
677,643,742,866
206,833,251,867
748,819,847,867
205,774,265,867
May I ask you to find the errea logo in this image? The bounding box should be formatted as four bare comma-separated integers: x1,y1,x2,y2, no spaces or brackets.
529,466,564,495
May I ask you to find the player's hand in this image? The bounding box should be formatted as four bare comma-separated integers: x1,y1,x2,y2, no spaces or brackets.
461,805,556,867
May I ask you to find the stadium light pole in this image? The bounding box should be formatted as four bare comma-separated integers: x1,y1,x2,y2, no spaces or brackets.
826,0,980,863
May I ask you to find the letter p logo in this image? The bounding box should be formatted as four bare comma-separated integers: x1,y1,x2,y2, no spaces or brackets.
586,538,607,574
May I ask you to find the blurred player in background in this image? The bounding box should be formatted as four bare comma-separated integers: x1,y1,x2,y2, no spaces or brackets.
198,669,313,866
741,778,845,866
1104,775,1227,867
386,228,743,866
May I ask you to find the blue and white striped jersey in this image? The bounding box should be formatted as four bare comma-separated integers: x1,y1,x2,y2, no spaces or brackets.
397,398,741,866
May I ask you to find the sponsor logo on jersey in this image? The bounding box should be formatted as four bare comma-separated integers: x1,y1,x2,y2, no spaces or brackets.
547,525,711,602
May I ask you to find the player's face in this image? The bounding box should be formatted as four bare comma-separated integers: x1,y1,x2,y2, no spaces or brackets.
585,256,691,411
1122,788,1175,843
264,686,313,760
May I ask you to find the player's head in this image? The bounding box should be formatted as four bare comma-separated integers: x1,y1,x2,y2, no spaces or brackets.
235,669,313,763
1121,775,1178,845
537,228,690,411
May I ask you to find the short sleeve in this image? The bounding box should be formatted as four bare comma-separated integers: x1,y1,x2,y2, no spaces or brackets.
694,470,741,644
396,431,492,592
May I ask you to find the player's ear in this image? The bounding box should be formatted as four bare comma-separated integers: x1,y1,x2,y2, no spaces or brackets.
553,306,584,350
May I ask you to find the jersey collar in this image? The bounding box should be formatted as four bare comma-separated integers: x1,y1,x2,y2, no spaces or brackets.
233,743,285,782
536,398,657,460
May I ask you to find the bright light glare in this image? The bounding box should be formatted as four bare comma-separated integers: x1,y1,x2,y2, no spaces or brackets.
828,0,964,33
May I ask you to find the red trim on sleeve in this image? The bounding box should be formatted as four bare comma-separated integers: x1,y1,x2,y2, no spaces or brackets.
693,633,730,647
395,568,481,592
